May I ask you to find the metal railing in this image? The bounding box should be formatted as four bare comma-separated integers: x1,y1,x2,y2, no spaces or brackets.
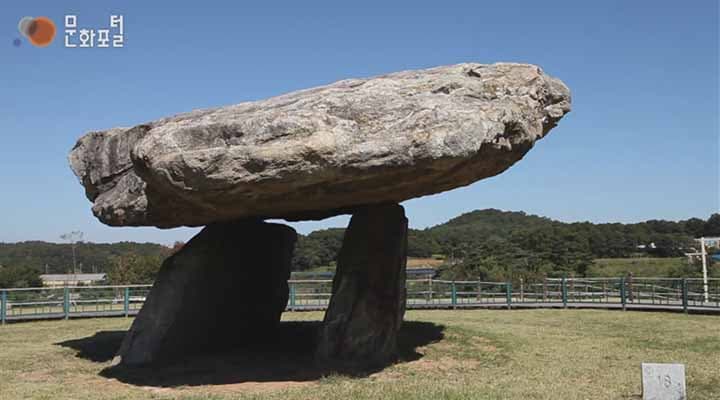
0,285,151,322
1,277,718,323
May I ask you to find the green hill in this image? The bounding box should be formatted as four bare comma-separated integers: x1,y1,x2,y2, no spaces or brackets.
0,241,172,287
1,210,718,287
292,209,720,282
0,241,171,274
420,209,718,282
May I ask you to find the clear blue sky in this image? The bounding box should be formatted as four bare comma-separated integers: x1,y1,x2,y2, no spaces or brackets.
1,0,718,244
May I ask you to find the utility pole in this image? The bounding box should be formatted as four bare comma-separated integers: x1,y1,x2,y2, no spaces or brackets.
60,231,84,283
700,237,708,303
691,237,719,303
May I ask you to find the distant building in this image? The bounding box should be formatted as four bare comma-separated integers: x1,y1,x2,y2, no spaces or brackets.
39,273,107,287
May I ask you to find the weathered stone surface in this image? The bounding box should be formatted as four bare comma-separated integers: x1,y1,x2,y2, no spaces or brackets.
316,203,408,367
69,63,571,228
641,363,687,400
113,220,296,366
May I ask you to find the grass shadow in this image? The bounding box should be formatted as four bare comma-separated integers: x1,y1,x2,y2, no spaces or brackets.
56,320,445,387
56,330,127,362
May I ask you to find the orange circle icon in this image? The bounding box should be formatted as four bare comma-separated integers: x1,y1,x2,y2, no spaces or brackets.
22,16,56,47
28,17,56,47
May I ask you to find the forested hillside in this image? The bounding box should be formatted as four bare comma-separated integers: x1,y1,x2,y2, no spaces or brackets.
293,210,720,282
1,210,718,287
422,210,719,281
0,242,172,287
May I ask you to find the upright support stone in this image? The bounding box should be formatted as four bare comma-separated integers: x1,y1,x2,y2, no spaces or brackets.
113,220,296,366
317,203,408,368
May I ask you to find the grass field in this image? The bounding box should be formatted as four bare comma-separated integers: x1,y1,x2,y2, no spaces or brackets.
304,257,695,278
587,257,687,277
0,310,718,400
406,257,445,268
299,257,445,274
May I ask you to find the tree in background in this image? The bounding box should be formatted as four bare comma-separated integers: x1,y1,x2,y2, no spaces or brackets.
291,228,344,271
106,254,165,285
2,209,719,287
407,230,442,258
683,218,706,238
703,214,720,237
0,241,172,276
0,264,42,288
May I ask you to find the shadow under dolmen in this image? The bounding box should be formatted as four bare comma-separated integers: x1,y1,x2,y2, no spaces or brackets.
55,320,445,387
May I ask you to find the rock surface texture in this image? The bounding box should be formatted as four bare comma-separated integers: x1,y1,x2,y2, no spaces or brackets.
316,204,408,367
113,220,296,366
69,63,571,228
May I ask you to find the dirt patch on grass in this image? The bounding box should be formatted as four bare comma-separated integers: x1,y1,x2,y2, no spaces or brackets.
367,356,480,383
412,327,508,368
406,356,480,372
370,330,498,382
471,336,498,352
19,370,54,383
139,380,317,396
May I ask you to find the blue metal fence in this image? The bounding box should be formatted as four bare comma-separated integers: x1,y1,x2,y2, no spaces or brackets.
0,285,151,323
1,277,718,323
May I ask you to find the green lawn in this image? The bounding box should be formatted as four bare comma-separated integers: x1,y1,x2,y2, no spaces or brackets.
0,310,718,399
587,257,687,277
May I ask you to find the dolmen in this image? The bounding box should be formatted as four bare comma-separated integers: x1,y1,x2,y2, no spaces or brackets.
69,62,571,368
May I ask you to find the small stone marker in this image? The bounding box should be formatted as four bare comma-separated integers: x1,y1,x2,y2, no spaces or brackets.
641,363,686,400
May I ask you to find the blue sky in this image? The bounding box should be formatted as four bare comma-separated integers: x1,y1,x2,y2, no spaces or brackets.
0,0,717,244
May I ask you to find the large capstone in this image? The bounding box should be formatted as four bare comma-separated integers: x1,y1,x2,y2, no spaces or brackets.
316,203,408,368
69,63,571,228
112,220,296,366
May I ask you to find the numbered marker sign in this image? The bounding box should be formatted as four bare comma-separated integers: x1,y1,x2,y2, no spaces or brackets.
641,363,686,400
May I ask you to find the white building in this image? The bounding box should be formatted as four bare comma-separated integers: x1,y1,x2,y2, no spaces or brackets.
39,273,107,287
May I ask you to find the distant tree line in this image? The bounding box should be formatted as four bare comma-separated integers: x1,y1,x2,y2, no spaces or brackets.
291,210,720,284
1,211,718,287
0,241,172,288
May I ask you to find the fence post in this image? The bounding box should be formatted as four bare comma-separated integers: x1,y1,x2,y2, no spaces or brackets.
603,279,608,302
123,287,130,317
627,272,634,303
682,278,688,314
620,277,626,311
561,276,568,309
477,279,482,303
63,286,70,320
1,290,6,325
543,274,548,302
289,282,296,311
651,283,657,305
585,281,589,302
451,281,457,309
506,282,512,310
519,278,524,302
428,277,433,303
